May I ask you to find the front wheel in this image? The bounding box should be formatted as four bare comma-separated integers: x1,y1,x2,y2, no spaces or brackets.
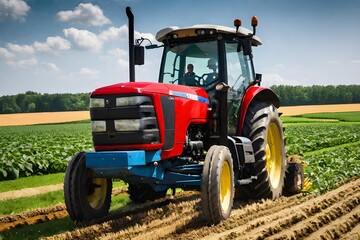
201,145,234,224
64,152,112,222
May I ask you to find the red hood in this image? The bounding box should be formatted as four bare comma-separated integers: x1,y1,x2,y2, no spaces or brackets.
91,82,209,101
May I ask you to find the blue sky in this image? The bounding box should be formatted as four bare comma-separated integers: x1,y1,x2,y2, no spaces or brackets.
0,0,359,96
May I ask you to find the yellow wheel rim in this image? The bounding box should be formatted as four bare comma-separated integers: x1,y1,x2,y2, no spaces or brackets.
266,123,282,188
220,161,231,212
87,174,107,210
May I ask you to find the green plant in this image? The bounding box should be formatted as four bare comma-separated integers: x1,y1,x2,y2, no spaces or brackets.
0,123,92,180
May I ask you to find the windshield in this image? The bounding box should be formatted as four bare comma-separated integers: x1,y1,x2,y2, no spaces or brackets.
159,41,219,89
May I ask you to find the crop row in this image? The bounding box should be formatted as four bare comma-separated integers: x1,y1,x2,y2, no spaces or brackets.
284,123,360,155
303,142,360,194
0,123,92,180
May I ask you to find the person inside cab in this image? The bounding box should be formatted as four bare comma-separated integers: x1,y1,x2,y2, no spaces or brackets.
205,58,218,84
183,63,198,86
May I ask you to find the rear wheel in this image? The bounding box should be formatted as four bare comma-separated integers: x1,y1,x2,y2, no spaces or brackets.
64,152,112,222
242,102,286,199
201,145,234,224
128,184,167,203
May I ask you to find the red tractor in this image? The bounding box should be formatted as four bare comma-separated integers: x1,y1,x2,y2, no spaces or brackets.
64,7,304,224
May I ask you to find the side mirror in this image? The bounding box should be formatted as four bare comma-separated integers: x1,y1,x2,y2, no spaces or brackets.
237,39,252,56
250,73,262,86
134,45,144,65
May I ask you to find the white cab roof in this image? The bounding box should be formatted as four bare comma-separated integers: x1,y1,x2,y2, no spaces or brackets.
156,24,262,46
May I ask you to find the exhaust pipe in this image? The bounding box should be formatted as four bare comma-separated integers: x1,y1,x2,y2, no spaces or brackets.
126,7,135,82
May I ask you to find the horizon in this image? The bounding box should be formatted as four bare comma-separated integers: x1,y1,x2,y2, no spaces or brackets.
1,0,360,96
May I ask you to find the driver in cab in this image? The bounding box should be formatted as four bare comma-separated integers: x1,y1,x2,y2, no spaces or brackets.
183,64,198,86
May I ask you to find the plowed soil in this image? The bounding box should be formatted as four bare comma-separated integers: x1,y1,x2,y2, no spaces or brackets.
1,178,359,239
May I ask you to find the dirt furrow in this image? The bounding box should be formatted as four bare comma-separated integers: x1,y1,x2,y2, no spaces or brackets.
307,205,360,240
163,193,314,240
44,191,199,240
0,205,68,232
340,223,360,240
204,178,360,240
100,199,200,240
2,178,359,239
252,190,360,239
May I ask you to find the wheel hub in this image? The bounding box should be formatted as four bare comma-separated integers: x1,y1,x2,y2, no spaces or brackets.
265,123,282,189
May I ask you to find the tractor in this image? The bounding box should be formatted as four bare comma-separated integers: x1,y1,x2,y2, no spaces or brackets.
64,7,304,224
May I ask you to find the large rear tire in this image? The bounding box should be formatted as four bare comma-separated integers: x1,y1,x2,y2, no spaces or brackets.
128,184,167,203
64,152,112,222
242,102,286,199
201,145,234,224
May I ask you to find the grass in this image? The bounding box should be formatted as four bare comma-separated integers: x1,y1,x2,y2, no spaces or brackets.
297,111,360,122
0,190,64,215
0,173,65,193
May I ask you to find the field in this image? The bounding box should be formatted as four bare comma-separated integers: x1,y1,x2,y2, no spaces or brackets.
0,105,359,239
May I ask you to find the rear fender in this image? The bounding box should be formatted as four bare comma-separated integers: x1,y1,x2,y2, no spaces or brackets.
237,86,280,135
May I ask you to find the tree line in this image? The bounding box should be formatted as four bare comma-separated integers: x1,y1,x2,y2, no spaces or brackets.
0,85,359,114
0,91,90,114
270,85,360,106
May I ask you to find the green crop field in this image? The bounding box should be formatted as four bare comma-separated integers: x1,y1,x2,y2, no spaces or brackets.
0,123,93,180
0,112,359,194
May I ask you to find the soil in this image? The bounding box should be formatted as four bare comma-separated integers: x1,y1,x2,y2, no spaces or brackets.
0,178,358,239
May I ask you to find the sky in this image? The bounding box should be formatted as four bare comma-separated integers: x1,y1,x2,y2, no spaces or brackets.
0,0,359,96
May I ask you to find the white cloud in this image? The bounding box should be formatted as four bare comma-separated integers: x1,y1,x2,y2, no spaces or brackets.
117,58,128,68
33,36,71,53
42,62,60,72
79,67,99,77
6,58,38,68
108,48,127,57
262,73,301,86
0,47,14,59
350,60,360,64
0,0,30,22
63,28,102,51
99,25,128,42
99,24,157,44
57,3,111,27
6,43,34,55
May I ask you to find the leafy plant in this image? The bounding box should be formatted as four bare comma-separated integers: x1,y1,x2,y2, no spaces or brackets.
0,123,92,180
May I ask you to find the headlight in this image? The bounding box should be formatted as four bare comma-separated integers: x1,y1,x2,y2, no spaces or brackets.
90,98,105,108
91,121,106,132
114,119,141,131
116,96,151,107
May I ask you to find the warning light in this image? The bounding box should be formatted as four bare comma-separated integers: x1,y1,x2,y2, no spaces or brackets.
234,19,242,33
251,16,258,27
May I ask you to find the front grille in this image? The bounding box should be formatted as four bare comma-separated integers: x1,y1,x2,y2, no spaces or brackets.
90,95,160,146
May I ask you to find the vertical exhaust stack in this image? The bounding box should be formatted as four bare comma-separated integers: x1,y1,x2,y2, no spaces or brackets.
126,7,135,82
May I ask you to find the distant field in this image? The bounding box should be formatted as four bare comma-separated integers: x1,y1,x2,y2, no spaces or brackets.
278,103,360,116
0,111,89,126
0,103,359,126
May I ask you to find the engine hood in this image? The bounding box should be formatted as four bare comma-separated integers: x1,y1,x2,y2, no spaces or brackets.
91,82,209,104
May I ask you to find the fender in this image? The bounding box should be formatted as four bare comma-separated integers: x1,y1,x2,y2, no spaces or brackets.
236,86,280,135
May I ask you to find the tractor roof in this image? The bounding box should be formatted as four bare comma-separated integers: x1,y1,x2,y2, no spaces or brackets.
156,25,262,46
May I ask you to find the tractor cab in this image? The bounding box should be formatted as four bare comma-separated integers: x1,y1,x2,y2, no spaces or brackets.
155,23,262,135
